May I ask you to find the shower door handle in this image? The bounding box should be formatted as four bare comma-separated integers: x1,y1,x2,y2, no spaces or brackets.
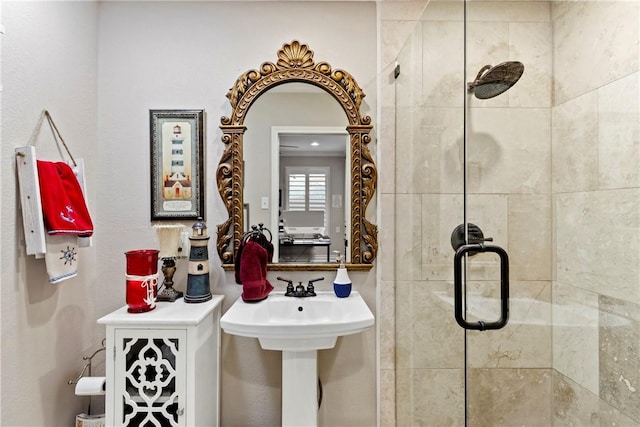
453,243,509,331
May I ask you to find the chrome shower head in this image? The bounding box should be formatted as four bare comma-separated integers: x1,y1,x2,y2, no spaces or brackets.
467,61,524,99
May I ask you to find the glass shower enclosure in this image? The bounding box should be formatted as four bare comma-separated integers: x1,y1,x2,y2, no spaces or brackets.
392,0,639,425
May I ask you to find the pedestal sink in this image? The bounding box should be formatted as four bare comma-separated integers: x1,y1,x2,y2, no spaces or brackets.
220,291,374,427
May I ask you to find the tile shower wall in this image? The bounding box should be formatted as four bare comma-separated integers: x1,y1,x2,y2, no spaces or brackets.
380,0,639,425
381,1,554,425
551,0,640,424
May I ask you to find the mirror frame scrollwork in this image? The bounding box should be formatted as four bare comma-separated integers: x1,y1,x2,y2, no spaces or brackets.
217,41,377,271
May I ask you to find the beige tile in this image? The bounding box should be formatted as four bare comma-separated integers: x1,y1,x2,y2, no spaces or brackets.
379,280,396,370
381,19,424,73
554,369,639,426
395,106,465,195
467,1,550,23
599,295,640,422
395,106,435,194
420,107,465,194
552,282,600,395
423,20,465,108
421,194,463,282
467,368,552,426
552,90,599,193
391,23,424,108
468,107,551,194
395,281,416,369
599,401,640,427
508,194,551,281
380,0,429,21
380,369,396,427
379,194,396,282
421,0,463,22
395,280,465,371
509,22,552,109
553,370,599,426
552,0,639,104
598,72,640,190
408,281,465,368
467,281,551,368
555,189,640,305
396,368,465,426
394,194,423,281
379,107,397,194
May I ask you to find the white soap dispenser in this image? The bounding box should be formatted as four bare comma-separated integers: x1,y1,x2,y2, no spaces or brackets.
333,253,352,298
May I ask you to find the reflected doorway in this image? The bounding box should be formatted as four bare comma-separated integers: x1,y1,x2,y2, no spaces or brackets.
270,126,350,263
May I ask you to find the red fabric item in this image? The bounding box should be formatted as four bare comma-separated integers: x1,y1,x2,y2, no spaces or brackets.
234,239,246,284
37,160,94,236
235,235,274,284
239,241,273,302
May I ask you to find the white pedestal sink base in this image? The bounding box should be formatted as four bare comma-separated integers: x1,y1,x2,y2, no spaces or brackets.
220,292,375,427
282,350,318,427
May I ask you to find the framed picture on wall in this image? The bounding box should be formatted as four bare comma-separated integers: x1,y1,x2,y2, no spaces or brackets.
150,109,205,220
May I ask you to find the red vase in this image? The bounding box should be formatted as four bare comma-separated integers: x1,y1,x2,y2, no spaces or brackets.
125,249,159,313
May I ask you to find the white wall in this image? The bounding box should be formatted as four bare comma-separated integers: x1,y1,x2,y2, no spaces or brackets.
1,1,378,426
1,2,99,426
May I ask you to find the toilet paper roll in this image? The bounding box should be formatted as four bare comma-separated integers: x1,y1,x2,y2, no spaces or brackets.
74,376,106,396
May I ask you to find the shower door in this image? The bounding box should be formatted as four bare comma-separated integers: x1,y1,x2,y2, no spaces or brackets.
392,0,640,425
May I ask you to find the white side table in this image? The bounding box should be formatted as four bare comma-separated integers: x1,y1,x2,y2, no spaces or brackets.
98,296,224,427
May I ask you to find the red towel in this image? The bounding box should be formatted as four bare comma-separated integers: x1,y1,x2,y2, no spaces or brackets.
235,236,274,284
37,160,93,237
239,241,273,302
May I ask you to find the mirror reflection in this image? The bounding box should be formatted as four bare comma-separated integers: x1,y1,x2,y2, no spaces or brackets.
216,40,377,271
244,87,350,263
277,131,349,263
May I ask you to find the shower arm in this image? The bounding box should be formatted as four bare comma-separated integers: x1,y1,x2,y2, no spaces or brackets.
466,65,492,91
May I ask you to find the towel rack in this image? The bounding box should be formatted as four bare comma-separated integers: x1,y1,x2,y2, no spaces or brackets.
241,223,273,244
16,110,90,257
68,339,106,385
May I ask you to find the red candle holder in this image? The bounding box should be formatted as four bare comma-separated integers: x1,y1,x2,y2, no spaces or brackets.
125,249,159,313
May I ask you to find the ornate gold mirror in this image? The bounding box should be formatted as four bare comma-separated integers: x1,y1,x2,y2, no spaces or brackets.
216,41,377,271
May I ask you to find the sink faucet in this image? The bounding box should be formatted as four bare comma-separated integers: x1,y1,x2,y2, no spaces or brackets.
277,277,324,297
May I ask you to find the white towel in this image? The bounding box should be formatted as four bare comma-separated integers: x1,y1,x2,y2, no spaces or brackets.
36,160,92,284
44,233,79,284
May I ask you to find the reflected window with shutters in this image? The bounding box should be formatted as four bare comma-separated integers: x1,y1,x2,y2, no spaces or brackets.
285,166,330,229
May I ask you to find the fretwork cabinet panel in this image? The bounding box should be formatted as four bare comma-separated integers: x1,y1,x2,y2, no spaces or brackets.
99,296,223,427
